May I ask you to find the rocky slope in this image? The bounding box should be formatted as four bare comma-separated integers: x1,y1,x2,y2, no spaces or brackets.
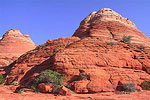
0,29,36,68
3,8,150,96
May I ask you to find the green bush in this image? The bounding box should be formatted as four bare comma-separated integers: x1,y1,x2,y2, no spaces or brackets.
39,43,47,49
123,83,136,92
138,45,149,54
34,70,65,88
12,81,18,85
141,80,150,90
57,44,66,47
122,35,132,44
107,42,115,45
31,85,39,93
0,74,4,85
129,44,135,48
18,88,24,94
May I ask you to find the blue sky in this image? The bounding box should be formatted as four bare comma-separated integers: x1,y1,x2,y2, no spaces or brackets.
0,0,150,45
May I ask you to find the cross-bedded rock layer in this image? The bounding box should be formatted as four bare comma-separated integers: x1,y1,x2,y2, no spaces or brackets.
4,8,150,94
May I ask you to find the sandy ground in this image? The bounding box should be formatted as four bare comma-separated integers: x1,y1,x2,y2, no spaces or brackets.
0,86,150,100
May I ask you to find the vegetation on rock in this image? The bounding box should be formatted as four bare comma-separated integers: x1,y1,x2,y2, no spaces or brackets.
39,43,47,49
107,41,115,45
0,74,4,85
137,45,148,54
138,45,145,50
12,81,18,85
57,44,66,47
18,88,25,94
33,70,65,88
122,83,136,92
122,35,132,44
141,80,150,90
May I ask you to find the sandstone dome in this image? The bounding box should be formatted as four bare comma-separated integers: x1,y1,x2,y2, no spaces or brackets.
73,8,150,46
0,29,36,67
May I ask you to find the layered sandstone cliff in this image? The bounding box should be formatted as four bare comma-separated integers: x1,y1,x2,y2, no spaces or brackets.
73,8,150,46
4,8,150,94
0,29,36,67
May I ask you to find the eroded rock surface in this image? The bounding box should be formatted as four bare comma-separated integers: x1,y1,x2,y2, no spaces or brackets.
0,29,36,68
73,8,150,46
4,8,150,95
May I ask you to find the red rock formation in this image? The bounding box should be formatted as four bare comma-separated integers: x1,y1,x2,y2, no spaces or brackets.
53,38,150,93
0,29,36,68
1,84,150,100
58,86,72,96
73,8,150,46
38,83,53,93
5,37,80,84
4,8,150,94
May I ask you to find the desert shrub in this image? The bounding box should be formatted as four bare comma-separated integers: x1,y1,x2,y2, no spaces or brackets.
31,85,36,90
144,50,149,54
138,45,145,50
25,55,30,59
50,49,60,57
12,81,18,85
123,83,136,92
57,44,66,47
117,91,130,95
107,42,115,45
122,35,132,44
138,45,149,54
0,74,4,85
53,49,59,54
129,44,135,48
39,43,47,49
34,70,65,88
30,85,39,93
18,88,24,94
141,80,150,90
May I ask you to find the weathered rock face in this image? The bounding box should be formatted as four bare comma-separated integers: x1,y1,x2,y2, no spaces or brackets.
0,29,36,68
53,38,150,93
73,8,150,46
5,37,150,93
4,8,150,94
5,37,80,84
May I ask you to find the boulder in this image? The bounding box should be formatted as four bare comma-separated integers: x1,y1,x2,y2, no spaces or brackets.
71,80,89,93
38,83,53,93
58,86,72,96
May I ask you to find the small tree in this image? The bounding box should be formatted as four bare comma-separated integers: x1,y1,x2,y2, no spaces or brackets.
34,70,65,88
0,74,4,85
122,35,132,44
